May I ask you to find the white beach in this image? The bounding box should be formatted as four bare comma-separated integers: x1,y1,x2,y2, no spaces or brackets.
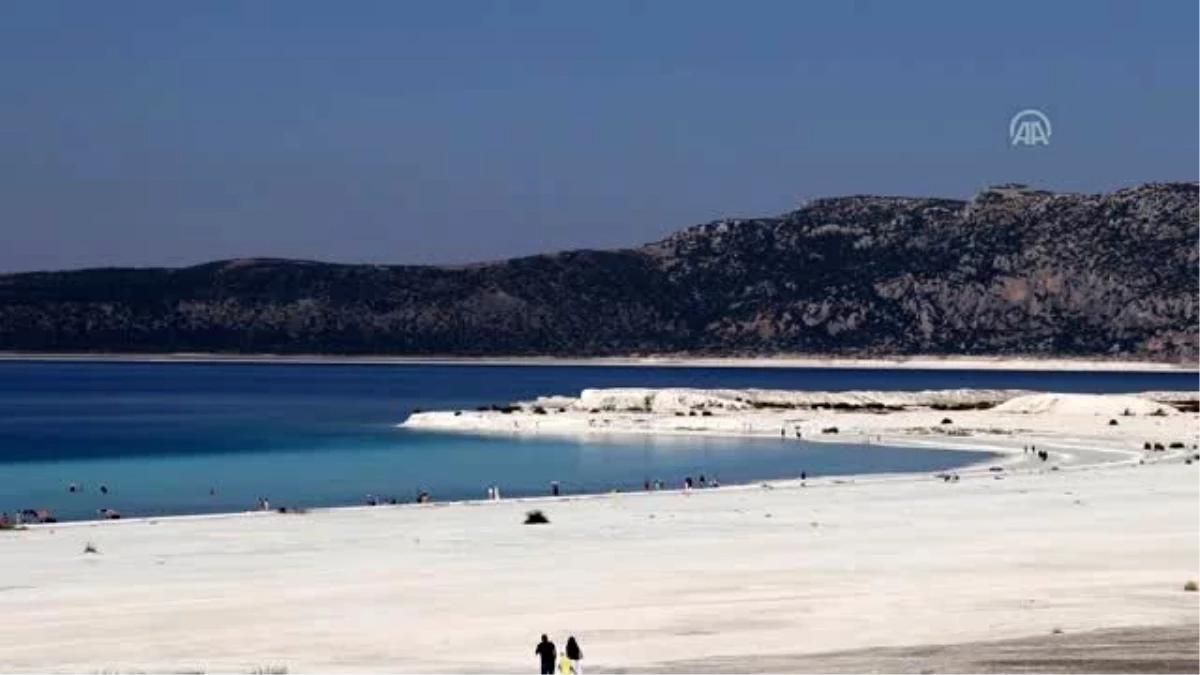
0,352,1193,372
1,390,1197,673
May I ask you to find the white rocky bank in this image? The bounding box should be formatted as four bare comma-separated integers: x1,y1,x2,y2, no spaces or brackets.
401,387,1197,445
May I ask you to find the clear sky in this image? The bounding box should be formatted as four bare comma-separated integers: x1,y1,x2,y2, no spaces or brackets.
1,0,1196,272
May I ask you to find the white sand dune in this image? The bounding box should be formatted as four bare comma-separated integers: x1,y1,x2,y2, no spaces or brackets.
992,392,1176,416
0,389,1196,673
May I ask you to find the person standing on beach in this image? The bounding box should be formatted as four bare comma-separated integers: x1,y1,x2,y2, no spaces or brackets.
535,634,557,675
565,636,583,674
551,481,560,496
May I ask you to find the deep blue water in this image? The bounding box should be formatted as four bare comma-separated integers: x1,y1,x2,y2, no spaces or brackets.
0,360,1194,521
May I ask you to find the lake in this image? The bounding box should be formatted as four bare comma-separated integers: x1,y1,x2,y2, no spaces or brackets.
0,360,1193,521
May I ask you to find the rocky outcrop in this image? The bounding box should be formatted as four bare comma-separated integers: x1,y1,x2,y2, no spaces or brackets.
0,182,1195,360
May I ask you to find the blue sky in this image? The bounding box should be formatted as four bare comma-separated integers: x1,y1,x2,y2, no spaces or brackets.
1,0,1196,271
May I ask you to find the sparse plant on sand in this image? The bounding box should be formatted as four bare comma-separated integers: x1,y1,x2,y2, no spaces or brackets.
83,541,98,554
524,510,550,524
1185,580,1198,592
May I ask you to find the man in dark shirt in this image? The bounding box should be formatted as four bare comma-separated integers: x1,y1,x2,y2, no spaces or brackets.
535,634,557,674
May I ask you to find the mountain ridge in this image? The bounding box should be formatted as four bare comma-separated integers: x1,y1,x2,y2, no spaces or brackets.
2,182,1196,361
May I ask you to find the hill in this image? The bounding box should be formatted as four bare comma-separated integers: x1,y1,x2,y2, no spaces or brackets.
1,182,1196,361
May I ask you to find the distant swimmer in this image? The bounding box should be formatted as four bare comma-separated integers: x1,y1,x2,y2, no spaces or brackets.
68,482,78,493
99,485,108,495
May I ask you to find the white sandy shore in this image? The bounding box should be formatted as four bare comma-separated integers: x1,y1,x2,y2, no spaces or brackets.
0,352,1195,372
1,390,1197,673
404,389,1196,463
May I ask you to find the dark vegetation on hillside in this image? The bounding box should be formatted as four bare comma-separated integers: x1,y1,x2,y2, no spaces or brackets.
0,183,1195,361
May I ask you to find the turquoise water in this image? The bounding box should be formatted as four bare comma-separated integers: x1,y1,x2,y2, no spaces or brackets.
0,361,1192,521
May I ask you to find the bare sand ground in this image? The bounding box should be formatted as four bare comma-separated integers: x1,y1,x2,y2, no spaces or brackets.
630,624,1199,674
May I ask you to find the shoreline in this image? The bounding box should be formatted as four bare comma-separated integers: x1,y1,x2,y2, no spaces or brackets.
2,387,1196,672
49,430,1159,529
0,351,1196,372
3,444,1194,672
24,433,1013,528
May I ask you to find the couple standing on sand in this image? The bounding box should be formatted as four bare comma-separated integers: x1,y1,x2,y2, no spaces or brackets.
536,634,582,674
